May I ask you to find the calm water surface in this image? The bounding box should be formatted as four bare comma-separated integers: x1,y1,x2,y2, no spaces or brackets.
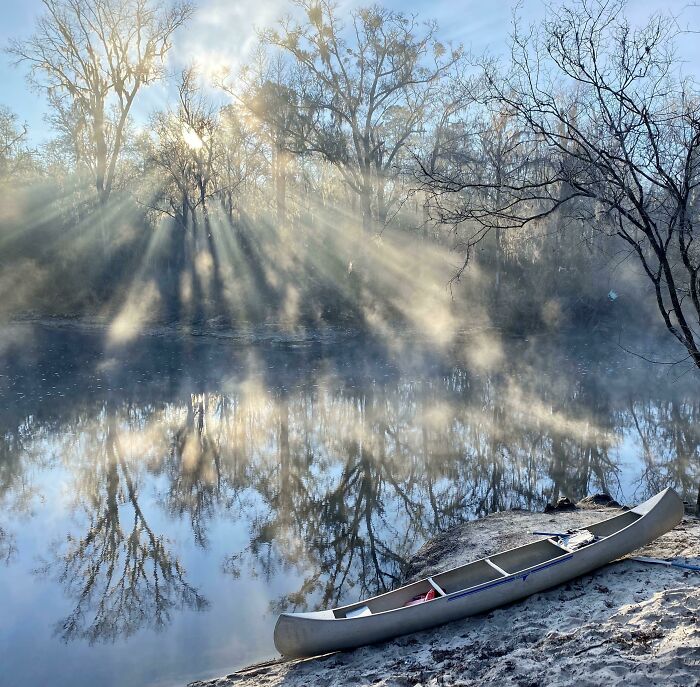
0,323,698,686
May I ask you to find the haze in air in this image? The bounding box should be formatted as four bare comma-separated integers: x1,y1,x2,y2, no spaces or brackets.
0,1,698,686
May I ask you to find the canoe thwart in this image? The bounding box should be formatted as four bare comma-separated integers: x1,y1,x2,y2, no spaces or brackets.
427,577,447,596
484,558,509,577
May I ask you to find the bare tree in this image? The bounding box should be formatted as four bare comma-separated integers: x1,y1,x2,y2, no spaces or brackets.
218,51,310,226
0,106,34,179
8,0,193,205
216,104,269,222
261,0,461,234
422,103,533,286
175,67,220,221
139,67,219,228
421,0,700,368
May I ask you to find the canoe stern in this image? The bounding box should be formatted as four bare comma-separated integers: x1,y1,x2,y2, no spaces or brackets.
274,612,334,658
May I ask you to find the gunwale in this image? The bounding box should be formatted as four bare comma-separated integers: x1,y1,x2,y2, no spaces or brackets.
331,509,640,619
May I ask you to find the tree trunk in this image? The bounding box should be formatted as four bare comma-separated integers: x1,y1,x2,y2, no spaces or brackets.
376,174,387,229
495,226,502,293
93,106,110,256
360,185,372,234
94,108,108,203
275,146,287,229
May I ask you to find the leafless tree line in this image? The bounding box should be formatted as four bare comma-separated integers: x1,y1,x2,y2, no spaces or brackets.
419,0,700,368
2,0,699,368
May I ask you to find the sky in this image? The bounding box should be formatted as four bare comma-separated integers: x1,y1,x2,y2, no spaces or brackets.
1,0,699,147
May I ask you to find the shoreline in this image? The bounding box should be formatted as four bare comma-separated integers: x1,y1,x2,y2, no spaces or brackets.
5,314,366,344
188,504,700,687
5,312,632,347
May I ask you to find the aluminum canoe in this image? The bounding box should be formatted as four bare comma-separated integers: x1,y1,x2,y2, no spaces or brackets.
274,487,684,657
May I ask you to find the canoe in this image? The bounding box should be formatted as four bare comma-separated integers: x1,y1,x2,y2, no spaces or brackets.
274,487,684,657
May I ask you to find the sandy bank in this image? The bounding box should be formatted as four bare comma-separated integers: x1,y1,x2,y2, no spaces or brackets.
189,504,700,687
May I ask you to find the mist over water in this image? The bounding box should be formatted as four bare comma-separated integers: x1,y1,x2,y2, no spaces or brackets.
1,0,700,684
0,322,697,686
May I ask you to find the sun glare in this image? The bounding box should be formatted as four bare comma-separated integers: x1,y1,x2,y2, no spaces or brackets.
182,124,204,150
194,50,232,81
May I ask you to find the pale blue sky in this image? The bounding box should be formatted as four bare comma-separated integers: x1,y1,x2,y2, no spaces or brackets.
1,0,698,147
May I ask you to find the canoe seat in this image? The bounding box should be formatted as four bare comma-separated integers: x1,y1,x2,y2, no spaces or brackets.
345,605,372,619
427,577,446,596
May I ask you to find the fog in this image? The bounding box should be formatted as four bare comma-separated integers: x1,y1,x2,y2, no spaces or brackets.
0,0,699,685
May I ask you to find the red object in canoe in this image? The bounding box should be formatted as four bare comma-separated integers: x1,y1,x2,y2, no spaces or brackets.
403,588,437,607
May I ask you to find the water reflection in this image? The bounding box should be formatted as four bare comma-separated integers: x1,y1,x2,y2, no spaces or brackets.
0,324,697,683
161,393,232,549
36,404,209,644
0,526,16,564
628,398,700,498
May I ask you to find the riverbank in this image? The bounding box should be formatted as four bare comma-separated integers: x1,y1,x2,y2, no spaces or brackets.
4,310,638,349
5,314,366,344
188,503,700,687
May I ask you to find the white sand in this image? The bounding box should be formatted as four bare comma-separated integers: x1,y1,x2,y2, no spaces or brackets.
189,507,700,687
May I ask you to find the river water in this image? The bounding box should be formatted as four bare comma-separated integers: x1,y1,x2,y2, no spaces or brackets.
0,323,697,686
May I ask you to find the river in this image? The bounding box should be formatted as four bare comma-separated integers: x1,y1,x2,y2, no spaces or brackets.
0,322,697,686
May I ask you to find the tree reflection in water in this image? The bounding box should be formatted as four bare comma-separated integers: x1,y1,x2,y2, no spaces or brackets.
0,402,42,566
628,397,700,500
0,325,697,642
218,366,632,613
0,526,16,564
36,404,209,643
164,393,224,548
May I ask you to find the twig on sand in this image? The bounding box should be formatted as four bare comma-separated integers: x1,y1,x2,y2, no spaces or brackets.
574,639,613,656
229,657,293,676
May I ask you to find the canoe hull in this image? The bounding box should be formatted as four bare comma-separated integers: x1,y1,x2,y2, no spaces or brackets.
274,488,684,658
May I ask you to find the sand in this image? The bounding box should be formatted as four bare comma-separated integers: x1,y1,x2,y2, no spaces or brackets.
188,504,700,687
